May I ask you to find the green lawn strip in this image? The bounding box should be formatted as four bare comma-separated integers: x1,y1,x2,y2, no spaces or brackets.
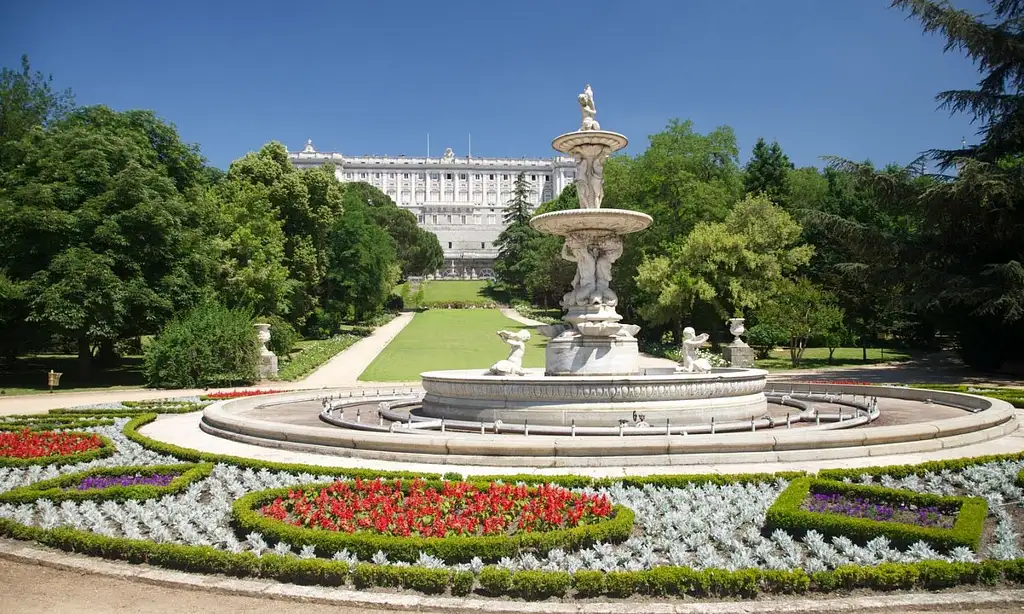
765,478,987,552
910,383,1024,408
276,334,361,381
358,309,547,381
232,479,634,564
755,347,913,371
396,280,499,308
0,462,213,504
0,432,116,468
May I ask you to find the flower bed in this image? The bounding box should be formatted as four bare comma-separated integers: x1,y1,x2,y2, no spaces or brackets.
261,479,613,537
0,429,114,467
0,463,213,504
234,478,634,563
766,478,987,552
802,491,957,529
203,389,287,400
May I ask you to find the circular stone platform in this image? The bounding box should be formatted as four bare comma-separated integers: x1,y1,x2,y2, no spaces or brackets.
419,367,768,426
198,384,1020,468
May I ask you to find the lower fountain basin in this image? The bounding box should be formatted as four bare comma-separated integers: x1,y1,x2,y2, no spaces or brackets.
419,367,769,426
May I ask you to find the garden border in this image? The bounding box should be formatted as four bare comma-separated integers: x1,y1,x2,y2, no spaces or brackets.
231,479,634,563
764,478,987,552
0,462,214,504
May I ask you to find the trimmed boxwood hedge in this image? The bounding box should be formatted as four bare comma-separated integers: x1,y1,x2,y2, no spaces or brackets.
231,479,635,563
818,452,1024,482
0,432,115,468
765,478,987,552
0,462,214,504
0,419,117,431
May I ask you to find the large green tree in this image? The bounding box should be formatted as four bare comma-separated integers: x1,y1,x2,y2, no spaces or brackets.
0,55,74,172
523,184,579,307
345,182,443,277
0,106,216,371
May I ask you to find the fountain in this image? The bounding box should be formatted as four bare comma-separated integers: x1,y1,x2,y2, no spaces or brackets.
417,85,769,426
198,85,1018,467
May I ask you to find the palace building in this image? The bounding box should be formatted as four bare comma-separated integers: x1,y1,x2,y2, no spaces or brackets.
288,140,575,277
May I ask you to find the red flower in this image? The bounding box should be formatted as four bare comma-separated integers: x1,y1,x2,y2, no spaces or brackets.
259,479,613,538
0,429,103,459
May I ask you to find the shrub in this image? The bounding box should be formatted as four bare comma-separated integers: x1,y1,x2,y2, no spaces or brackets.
747,321,788,359
451,570,475,596
257,314,299,357
144,302,259,388
478,567,512,595
571,570,605,597
765,478,987,552
510,570,570,600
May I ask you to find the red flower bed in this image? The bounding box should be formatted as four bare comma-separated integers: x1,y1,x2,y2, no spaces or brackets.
205,389,286,399
0,429,104,459
261,478,613,538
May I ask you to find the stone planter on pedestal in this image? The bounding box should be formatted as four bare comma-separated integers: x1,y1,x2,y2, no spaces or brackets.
253,323,278,379
722,317,755,368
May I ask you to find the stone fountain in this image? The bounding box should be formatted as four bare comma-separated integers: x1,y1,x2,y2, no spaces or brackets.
417,85,770,426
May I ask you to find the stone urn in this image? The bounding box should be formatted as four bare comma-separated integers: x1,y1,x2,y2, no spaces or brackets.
253,323,278,378
727,318,746,346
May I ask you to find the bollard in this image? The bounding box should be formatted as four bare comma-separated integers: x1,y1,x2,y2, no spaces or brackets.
441,418,446,433
751,417,756,432
815,410,820,426
480,421,485,435
786,412,791,429
710,416,716,435
619,422,624,437
524,419,529,437
839,409,844,422
571,419,576,437
356,408,361,422
666,418,671,436
379,414,384,426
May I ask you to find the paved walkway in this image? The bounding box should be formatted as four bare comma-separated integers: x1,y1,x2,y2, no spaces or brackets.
299,312,414,388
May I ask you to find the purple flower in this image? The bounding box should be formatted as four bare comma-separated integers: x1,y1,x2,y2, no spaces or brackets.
74,473,179,491
800,491,955,529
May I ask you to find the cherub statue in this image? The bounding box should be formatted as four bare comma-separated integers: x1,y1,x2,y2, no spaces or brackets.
488,329,531,376
578,84,600,131
593,235,622,306
679,327,712,373
560,236,597,307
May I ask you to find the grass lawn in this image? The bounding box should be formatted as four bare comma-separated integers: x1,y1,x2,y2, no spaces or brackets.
0,354,146,396
358,309,546,381
756,347,913,371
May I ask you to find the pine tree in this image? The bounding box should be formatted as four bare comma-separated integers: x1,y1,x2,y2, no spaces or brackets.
493,172,538,296
743,137,794,207
893,0,1024,167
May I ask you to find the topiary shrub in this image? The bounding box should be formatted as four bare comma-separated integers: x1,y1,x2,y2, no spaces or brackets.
144,302,259,388
257,314,299,357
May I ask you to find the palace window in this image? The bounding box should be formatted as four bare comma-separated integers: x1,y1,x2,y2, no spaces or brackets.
360,173,366,179
487,215,496,224
418,215,424,223
546,174,551,182
403,173,410,178
502,174,508,180
448,242,452,249
462,215,467,224
531,175,536,180
489,174,495,180
445,173,452,180
431,215,437,224
375,173,381,178
481,242,485,249
459,173,467,180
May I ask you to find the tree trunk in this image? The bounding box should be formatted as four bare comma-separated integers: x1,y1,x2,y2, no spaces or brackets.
828,347,836,365
77,333,92,379
790,336,798,367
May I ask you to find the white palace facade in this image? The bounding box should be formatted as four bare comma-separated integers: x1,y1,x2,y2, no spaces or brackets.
288,140,575,277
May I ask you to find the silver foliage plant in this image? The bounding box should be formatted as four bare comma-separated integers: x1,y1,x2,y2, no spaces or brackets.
0,422,1021,574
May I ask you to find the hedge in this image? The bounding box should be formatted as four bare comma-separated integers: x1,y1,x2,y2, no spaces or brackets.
0,419,116,431
0,462,214,504
818,452,1024,481
4,514,1015,600
764,478,987,552
231,479,635,563
470,471,807,491
0,432,115,468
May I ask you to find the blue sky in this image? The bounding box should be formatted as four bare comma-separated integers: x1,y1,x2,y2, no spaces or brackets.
1,0,985,171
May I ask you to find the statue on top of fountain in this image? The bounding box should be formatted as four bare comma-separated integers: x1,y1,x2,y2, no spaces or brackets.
678,327,712,374
488,329,531,376
578,84,599,131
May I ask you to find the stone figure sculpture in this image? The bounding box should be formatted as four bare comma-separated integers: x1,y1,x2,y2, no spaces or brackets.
593,235,622,306
679,327,712,374
561,236,598,307
578,84,600,131
574,144,607,209
488,329,532,376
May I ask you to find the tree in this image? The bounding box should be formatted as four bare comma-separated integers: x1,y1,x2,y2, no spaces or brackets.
348,182,443,277
744,137,794,207
754,278,845,366
0,55,74,171
0,106,216,373
522,185,579,307
493,172,538,296
634,193,813,339
322,192,400,324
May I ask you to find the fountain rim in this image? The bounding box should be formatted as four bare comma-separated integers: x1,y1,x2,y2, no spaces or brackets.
552,130,629,154
529,208,653,236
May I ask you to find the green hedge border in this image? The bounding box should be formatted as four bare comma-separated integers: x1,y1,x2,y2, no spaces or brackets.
0,419,117,432
765,478,987,552
0,405,1019,599
0,432,115,468
0,462,214,504
231,480,634,563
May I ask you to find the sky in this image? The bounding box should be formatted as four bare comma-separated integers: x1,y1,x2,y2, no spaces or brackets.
0,0,988,171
